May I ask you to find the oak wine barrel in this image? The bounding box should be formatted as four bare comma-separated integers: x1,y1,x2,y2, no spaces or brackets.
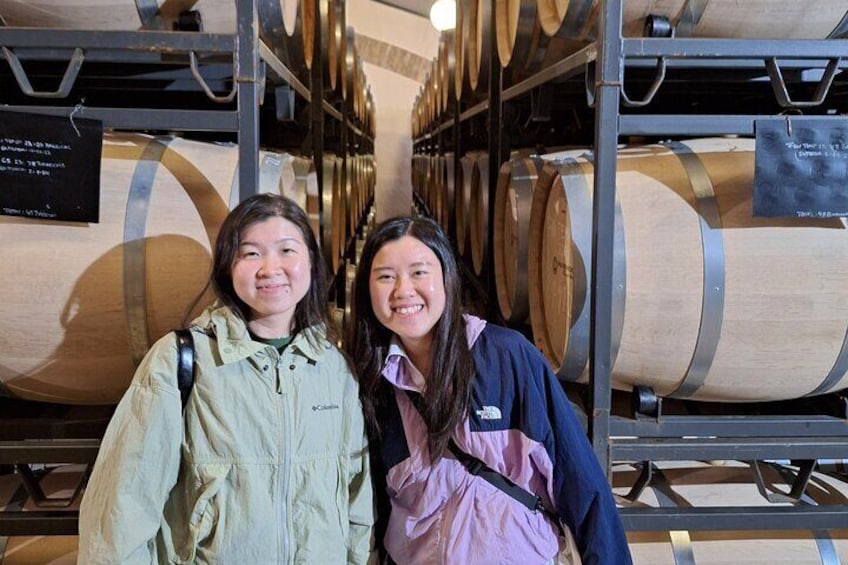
528,137,848,402
493,156,544,323
455,153,476,258
0,132,301,404
469,153,491,275
467,0,493,93
321,154,343,272
539,0,848,41
284,155,321,243
454,0,473,101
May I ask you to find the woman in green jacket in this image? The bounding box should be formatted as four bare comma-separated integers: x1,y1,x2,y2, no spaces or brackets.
79,194,374,564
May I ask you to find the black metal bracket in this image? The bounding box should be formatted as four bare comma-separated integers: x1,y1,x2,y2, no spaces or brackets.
527,84,553,125
643,15,674,39
585,57,668,109
190,50,239,103
622,461,654,502
750,459,817,504
766,57,841,108
13,463,90,509
175,10,203,32
632,385,662,419
275,85,296,121
2,46,85,98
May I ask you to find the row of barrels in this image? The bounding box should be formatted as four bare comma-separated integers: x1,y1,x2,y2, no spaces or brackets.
323,152,377,273
414,139,848,404
414,0,848,134
329,206,377,346
0,132,372,405
0,0,375,134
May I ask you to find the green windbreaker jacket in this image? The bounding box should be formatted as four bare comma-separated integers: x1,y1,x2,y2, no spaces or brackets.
78,305,374,564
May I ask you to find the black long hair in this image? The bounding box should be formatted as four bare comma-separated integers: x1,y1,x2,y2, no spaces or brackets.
210,193,338,343
349,216,475,459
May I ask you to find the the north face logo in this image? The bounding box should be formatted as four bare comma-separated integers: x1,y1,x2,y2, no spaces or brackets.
475,406,502,420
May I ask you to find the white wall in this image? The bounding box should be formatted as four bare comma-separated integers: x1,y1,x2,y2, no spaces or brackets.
362,62,419,220
347,0,439,60
346,0,439,222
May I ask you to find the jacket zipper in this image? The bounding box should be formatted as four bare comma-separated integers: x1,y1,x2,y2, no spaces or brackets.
276,355,293,563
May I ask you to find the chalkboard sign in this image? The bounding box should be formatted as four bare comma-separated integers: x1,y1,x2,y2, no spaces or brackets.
754,118,848,218
0,110,102,222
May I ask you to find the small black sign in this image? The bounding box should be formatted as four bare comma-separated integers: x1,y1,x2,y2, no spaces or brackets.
0,110,102,222
754,118,848,218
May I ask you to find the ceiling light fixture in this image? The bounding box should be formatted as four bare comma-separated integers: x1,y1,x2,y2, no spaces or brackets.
429,0,456,31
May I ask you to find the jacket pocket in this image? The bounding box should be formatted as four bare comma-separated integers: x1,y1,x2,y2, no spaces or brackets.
291,456,348,563
180,463,231,563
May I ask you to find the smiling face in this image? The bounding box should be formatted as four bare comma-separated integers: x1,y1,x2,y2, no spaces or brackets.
231,216,311,337
369,235,446,355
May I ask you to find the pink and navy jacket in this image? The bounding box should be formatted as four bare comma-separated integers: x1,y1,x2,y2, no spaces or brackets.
373,315,631,565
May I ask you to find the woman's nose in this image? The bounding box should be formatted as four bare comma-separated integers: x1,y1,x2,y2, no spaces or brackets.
393,275,415,297
259,256,282,275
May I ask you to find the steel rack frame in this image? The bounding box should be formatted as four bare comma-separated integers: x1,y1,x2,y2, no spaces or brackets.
586,0,848,544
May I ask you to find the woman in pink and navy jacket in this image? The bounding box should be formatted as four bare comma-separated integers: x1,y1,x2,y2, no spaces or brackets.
348,216,631,564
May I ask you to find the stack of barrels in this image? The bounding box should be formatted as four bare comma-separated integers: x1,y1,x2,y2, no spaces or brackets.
0,0,375,405
413,1,848,403
321,152,377,274
414,0,848,131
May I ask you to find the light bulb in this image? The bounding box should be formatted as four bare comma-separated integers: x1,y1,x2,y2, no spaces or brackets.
429,0,456,31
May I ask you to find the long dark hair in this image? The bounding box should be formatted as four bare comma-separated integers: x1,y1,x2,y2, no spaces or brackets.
349,216,475,459
210,193,338,343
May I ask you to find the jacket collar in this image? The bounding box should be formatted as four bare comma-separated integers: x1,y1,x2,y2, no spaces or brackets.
381,313,487,390
193,304,330,364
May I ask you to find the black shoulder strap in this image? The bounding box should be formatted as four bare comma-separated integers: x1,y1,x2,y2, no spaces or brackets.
174,329,195,409
404,390,556,522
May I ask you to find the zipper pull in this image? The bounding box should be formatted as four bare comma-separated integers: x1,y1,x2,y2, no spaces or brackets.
276,358,285,394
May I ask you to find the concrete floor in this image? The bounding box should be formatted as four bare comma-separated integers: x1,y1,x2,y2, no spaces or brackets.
1,461,847,564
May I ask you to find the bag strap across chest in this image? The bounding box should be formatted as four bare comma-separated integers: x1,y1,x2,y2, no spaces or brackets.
174,328,195,409
404,389,559,525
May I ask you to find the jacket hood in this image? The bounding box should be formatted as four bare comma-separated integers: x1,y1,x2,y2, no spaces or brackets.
191,304,330,365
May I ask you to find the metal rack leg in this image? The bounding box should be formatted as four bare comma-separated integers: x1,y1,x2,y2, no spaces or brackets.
622,461,653,502
13,464,87,509
751,460,816,504
649,468,696,565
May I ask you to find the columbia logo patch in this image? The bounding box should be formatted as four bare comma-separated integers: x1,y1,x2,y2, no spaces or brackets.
312,404,339,412
475,406,502,420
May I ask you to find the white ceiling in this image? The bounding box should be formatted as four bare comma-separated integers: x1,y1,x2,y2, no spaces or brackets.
371,0,431,20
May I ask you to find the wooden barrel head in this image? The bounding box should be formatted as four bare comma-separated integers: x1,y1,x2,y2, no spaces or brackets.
494,157,544,323
469,153,490,275
529,138,848,402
